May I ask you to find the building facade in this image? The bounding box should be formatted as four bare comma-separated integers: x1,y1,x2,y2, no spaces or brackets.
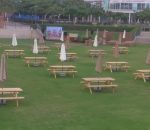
84,0,150,13
84,0,104,8
108,0,150,13
84,0,150,23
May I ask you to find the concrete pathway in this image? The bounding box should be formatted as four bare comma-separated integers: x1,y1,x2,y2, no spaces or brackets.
135,31,150,44
0,22,37,39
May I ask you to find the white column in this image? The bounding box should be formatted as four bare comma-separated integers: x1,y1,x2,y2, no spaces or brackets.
128,13,131,24
98,16,101,23
69,14,70,21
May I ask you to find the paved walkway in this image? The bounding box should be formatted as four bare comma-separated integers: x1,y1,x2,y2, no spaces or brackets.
0,22,38,39
135,31,150,44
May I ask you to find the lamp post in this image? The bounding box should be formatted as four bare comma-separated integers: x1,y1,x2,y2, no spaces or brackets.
33,5,38,25
128,13,131,24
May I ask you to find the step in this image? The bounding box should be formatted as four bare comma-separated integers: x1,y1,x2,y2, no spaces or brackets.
135,37,150,44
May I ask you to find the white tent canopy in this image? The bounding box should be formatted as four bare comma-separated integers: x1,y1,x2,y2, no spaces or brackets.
60,31,64,42
33,38,38,54
60,43,66,61
123,30,126,39
12,34,17,47
93,35,98,47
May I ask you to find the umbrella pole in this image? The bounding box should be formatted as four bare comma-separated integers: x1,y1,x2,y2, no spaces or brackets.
34,54,37,66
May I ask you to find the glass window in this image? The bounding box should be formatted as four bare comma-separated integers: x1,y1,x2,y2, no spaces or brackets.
121,3,132,9
146,4,149,9
137,3,145,10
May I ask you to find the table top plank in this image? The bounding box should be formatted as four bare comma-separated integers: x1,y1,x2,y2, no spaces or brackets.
106,61,128,64
24,57,47,60
82,77,115,81
137,70,150,73
50,65,76,68
0,88,23,92
4,50,24,52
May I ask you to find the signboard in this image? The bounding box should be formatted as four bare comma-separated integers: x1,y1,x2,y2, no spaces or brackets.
45,26,63,40
69,33,78,38
110,0,150,3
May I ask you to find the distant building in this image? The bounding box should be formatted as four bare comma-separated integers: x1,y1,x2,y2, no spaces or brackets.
108,0,150,13
84,0,103,8
84,0,150,23
84,0,150,13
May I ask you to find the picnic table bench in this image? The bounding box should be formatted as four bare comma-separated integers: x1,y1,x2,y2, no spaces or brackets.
38,46,50,54
89,49,105,58
104,61,130,72
24,57,48,67
133,69,150,82
58,52,78,61
48,65,77,78
0,88,24,107
4,49,24,58
112,47,128,54
81,77,118,94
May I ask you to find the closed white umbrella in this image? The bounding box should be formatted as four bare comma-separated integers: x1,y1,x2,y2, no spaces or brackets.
12,34,17,46
33,38,38,54
60,31,64,42
102,30,107,45
96,28,99,36
85,29,89,38
118,32,122,44
93,34,98,47
60,43,66,61
146,49,150,65
113,42,119,58
123,30,126,39
0,54,6,81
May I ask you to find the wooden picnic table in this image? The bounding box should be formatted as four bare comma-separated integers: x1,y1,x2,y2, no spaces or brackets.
0,88,24,107
58,52,78,61
104,61,130,72
24,57,48,67
89,49,105,58
48,65,77,78
4,49,24,58
38,46,50,54
112,47,128,54
81,77,118,94
134,69,150,83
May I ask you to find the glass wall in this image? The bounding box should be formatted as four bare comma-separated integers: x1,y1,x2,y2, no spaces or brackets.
109,3,132,9
137,3,145,10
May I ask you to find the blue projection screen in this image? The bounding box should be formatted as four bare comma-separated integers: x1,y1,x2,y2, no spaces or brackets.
45,26,63,40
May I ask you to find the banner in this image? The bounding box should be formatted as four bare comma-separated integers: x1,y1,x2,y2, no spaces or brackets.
45,26,63,40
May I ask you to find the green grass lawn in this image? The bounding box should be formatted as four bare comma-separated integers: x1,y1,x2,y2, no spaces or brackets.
0,38,150,130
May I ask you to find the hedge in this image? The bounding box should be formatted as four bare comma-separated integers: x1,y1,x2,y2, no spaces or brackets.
39,24,138,32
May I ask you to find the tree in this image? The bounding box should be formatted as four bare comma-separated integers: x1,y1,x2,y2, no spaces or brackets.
0,0,20,13
136,9,150,23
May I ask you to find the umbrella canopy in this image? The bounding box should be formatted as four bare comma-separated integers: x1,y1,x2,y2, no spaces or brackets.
60,31,64,42
33,38,38,54
93,34,98,47
118,32,122,44
96,28,99,35
12,34,17,46
60,43,66,62
103,30,106,38
85,29,89,38
0,54,6,81
96,28,99,37
146,49,150,65
95,52,103,73
113,42,119,58
123,30,126,39
102,30,107,45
